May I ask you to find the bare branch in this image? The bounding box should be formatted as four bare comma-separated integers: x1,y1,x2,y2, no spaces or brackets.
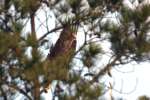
7,84,32,100
38,26,63,41
91,55,121,83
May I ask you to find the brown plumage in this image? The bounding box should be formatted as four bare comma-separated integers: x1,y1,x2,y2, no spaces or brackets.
48,25,77,59
44,25,77,92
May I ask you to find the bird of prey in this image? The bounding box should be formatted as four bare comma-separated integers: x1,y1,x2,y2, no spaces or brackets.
44,23,78,92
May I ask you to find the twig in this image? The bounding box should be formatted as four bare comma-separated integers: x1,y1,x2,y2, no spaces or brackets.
8,84,32,100
38,26,63,41
90,56,121,83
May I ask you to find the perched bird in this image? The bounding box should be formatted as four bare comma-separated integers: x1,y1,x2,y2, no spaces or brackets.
44,23,78,92
48,25,77,59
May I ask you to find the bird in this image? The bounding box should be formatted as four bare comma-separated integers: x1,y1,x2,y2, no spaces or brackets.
48,25,77,59
44,23,78,93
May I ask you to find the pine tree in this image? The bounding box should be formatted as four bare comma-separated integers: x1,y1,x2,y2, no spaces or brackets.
0,0,150,100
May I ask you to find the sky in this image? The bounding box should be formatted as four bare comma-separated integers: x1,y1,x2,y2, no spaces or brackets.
22,0,150,100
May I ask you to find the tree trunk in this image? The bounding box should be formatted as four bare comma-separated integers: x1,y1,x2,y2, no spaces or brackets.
30,12,40,99
30,12,37,40
33,79,40,100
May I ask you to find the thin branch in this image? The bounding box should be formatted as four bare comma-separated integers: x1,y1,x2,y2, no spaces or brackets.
35,15,47,32
38,26,63,41
41,0,50,7
44,8,51,32
114,66,135,74
38,9,104,42
112,78,138,94
8,84,32,100
90,55,121,83
0,86,7,100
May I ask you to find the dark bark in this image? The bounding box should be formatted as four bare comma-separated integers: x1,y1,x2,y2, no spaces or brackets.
30,12,36,38
33,79,40,100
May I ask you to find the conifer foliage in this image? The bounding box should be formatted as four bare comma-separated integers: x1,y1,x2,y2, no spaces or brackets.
0,0,150,99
